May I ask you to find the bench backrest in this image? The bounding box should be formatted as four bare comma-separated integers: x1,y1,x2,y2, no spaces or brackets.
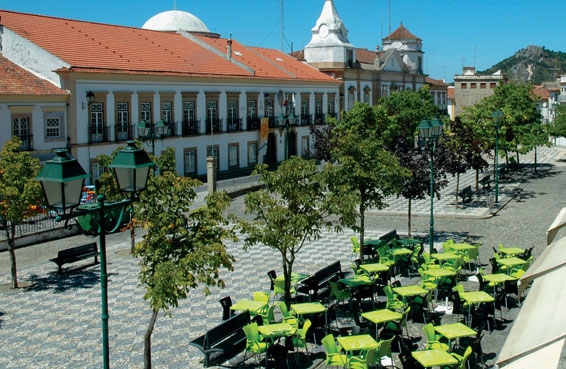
58,242,97,259
315,261,342,285
379,230,398,242
204,310,250,349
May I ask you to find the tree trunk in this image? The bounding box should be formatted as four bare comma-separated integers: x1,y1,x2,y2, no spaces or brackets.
283,257,292,309
505,151,509,167
516,151,520,165
359,201,365,260
8,222,18,289
475,169,479,194
144,309,159,369
534,147,538,173
455,173,460,209
407,198,412,237
130,226,136,254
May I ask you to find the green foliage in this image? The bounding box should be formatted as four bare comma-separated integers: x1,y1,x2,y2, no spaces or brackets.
330,102,410,253
550,105,566,138
134,148,236,312
239,156,353,306
0,136,43,288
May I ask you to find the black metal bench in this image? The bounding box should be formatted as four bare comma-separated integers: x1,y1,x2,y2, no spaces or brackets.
310,261,346,300
480,175,491,191
49,242,98,273
458,186,473,203
189,311,250,368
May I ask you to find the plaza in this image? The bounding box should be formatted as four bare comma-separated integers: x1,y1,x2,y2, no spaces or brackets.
1,146,565,368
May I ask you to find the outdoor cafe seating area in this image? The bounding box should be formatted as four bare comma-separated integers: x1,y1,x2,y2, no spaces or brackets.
193,231,535,368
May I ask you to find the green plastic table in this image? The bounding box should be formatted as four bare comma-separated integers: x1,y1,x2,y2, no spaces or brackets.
434,322,477,348
291,302,326,315
483,273,517,294
361,309,402,337
450,243,476,252
431,252,461,262
496,257,527,272
499,247,524,257
258,323,297,341
229,300,267,316
340,275,373,287
360,263,389,274
461,291,495,325
393,285,428,303
336,334,379,356
391,247,412,256
274,272,309,284
365,239,385,246
412,349,458,367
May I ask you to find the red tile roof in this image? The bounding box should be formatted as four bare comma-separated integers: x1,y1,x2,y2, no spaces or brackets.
447,86,455,99
0,9,337,83
355,48,377,64
0,56,68,96
426,77,448,87
532,86,549,99
384,24,421,41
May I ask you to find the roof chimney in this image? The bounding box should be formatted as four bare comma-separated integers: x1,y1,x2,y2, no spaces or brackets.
227,34,232,61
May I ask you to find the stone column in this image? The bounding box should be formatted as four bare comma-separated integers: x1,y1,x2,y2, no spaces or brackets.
106,92,115,141
207,156,217,194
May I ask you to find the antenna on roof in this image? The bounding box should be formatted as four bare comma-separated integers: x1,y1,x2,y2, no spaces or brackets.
473,46,478,66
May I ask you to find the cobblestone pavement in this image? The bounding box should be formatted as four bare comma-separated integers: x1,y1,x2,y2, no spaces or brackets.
1,146,566,369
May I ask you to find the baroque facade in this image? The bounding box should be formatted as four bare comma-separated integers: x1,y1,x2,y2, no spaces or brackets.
0,9,340,181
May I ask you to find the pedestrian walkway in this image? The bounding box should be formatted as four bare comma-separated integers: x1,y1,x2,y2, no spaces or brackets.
371,146,566,219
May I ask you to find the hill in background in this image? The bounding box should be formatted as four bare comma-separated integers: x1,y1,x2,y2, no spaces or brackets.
479,45,566,85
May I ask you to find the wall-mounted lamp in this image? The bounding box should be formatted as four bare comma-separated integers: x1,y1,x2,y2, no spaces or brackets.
82,91,95,110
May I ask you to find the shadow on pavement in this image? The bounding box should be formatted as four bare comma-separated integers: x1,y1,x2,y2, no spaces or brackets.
23,268,115,293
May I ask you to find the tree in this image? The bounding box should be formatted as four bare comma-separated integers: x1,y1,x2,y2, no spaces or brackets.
550,105,566,139
331,102,410,254
239,156,353,308
0,136,43,288
134,148,236,369
376,87,448,235
309,122,336,161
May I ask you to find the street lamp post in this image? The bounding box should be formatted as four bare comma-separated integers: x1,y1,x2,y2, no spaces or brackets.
491,111,503,203
277,110,297,160
35,141,154,369
418,118,444,254
137,119,169,156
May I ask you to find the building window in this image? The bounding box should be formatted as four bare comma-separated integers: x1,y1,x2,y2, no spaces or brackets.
116,102,129,140
470,83,477,89
90,161,105,182
183,102,195,122
348,92,354,110
364,92,369,103
301,99,309,116
301,136,310,157
228,144,239,168
90,102,105,141
183,149,197,176
490,83,497,89
382,85,389,97
461,83,467,89
207,101,218,120
161,102,172,123
247,101,257,118
13,116,31,150
347,50,353,67
228,100,238,120
248,142,258,165
480,83,486,89
315,99,322,115
140,102,151,122
207,145,219,170
45,114,63,139
265,100,273,117
328,99,335,115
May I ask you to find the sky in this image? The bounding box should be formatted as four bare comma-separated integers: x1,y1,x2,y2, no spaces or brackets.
2,0,565,83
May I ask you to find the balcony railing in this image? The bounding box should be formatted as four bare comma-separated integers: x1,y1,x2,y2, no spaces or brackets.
314,113,325,125
15,134,33,151
206,118,224,134
182,119,200,136
300,114,313,126
247,117,260,131
227,118,242,132
89,124,110,143
114,124,133,142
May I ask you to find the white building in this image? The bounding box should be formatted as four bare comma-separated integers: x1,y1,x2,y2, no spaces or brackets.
0,9,340,181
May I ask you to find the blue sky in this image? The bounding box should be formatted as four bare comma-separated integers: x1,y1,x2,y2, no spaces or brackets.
3,0,564,83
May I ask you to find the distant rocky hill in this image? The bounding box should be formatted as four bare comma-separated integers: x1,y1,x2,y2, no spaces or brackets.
479,45,566,85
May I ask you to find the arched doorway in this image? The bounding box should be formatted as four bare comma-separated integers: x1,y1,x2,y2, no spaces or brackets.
288,131,297,158
265,133,277,164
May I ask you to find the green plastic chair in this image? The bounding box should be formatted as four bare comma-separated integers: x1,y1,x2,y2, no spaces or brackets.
378,248,395,267
384,285,405,311
442,239,454,253
423,323,449,351
242,322,270,365
278,301,298,327
321,334,347,367
377,336,395,367
347,348,378,369
273,278,295,298
253,291,270,303
330,281,351,304
419,268,438,291
292,319,311,362
423,252,441,269
446,346,473,369
351,236,361,255
260,304,277,325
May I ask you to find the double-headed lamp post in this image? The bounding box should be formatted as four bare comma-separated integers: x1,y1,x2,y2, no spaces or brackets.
491,110,503,203
276,111,297,160
137,119,169,156
35,141,154,369
418,118,444,254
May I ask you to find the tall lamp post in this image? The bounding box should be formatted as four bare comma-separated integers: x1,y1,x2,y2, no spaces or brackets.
137,119,169,156
277,110,297,160
418,118,444,254
35,141,154,369
491,111,503,203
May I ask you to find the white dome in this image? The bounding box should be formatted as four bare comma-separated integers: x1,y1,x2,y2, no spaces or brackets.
142,10,210,33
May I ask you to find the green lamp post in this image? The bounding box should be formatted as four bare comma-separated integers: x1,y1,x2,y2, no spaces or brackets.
491,110,503,203
36,141,153,369
418,118,444,254
137,119,169,156
276,111,297,160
